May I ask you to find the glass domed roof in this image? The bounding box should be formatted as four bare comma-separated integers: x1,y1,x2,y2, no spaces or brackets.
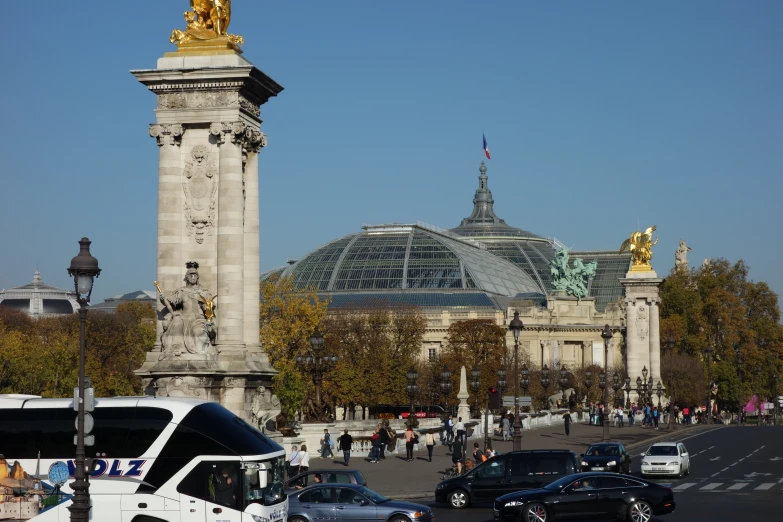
277,224,544,297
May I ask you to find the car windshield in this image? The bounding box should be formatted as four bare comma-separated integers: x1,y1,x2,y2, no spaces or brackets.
647,446,678,456
243,457,286,507
357,486,388,504
586,446,619,456
543,475,578,491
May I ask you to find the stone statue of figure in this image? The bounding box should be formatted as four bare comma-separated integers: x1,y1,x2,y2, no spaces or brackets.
155,261,216,360
250,386,282,433
549,248,597,299
619,225,659,270
171,0,244,47
674,239,692,270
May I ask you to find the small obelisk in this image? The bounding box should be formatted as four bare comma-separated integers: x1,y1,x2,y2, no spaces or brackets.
457,366,471,421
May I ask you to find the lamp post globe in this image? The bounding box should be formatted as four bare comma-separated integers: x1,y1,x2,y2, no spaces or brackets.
67,238,101,522
507,311,524,451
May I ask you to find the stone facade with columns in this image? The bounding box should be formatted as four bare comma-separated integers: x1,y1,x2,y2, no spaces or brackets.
132,50,283,423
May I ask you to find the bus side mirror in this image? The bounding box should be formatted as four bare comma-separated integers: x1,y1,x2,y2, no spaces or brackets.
258,465,268,489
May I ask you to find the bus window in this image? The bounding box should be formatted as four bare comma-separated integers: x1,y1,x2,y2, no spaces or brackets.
178,461,240,509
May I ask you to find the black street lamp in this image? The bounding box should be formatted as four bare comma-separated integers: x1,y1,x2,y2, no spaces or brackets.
666,336,676,428
641,366,649,404
612,373,621,407
296,329,338,420
773,374,779,424
67,237,101,522
584,369,593,403
508,312,524,451
735,345,743,423
497,365,507,399
624,377,631,409
406,367,419,428
541,364,551,408
600,325,612,441
440,365,453,415
656,381,664,409
703,346,713,424
470,366,481,419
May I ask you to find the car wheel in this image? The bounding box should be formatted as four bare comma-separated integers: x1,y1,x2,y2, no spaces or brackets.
686,463,691,476
448,489,469,509
288,518,307,522
677,463,684,478
523,502,548,522
628,500,653,522
389,517,410,522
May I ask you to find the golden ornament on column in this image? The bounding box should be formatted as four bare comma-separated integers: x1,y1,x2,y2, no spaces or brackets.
170,0,245,54
619,225,659,272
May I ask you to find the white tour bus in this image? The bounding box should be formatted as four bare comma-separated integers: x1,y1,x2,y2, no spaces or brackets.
0,394,287,522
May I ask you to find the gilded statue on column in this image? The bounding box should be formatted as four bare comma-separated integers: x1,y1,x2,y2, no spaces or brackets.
170,0,244,49
619,225,659,271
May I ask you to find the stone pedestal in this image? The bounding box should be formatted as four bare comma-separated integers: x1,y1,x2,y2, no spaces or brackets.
457,366,471,422
621,271,663,390
132,50,283,422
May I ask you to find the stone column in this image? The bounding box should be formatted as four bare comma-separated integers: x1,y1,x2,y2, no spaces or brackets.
150,124,183,350
211,122,246,352
649,297,661,384
624,298,640,380
242,133,266,349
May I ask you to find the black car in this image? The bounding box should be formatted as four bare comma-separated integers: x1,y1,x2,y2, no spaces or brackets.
435,450,580,509
285,469,367,494
580,442,632,474
494,473,675,522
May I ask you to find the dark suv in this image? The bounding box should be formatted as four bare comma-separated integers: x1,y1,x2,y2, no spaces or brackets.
435,450,580,509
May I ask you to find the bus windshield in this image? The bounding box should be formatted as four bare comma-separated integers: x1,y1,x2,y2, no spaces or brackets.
244,456,286,507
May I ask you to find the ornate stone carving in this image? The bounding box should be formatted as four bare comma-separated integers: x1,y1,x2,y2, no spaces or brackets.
223,376,244,387
549,248,597,298
636,304,649,340
239,95,261,117
158,91,237,110
183,145,218,243
155,261,217,360
249,386,282,433
149,124,183,146
153,376,211,398
674,239,692,271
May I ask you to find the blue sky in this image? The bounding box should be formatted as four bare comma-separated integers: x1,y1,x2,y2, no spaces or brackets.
1,1,781,304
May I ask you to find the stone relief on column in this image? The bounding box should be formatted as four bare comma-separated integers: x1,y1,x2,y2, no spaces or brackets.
183,145,218,243
636,303,649,340
149,124,183,146
249,386,282,433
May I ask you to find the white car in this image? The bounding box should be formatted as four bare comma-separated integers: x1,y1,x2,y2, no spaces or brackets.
641,442,691,478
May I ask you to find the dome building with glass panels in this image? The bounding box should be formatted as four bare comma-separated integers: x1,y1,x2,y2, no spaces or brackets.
0,270,78,317
264,163,634,370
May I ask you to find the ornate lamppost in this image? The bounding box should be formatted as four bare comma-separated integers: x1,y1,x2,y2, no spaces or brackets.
559,365,569,407
703,346,713,424
641,366,650,404
541,365,551,411
772,374,779,425
406,367,419,428
497,365,507,402
624,377,631,409
584,369,593,413
470,366,481,419
656,381,664,410
598,369,608,439
612,373,621,407
440,365,453,416
67,238,101,522
600,325,613,441
520,364,530,400
508,312,525,451
296,329,338,420
666,336,676,427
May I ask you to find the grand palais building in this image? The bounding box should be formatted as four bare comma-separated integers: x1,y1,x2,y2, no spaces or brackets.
263,162,632,370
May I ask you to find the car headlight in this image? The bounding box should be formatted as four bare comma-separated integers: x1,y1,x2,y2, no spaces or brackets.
606,460,617,467
641,460,649,466
436,483,444,489
505,500,524,507
412,511,427,518
581,461,588,466
251,516,269,522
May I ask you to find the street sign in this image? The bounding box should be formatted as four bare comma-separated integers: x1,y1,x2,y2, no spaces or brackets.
502,396,532,407
74,435,95,446
75,413,94,434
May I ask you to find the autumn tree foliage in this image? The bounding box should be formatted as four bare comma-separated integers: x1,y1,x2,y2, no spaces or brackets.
319,302,426,418
0,301,154,397
660,259,783,412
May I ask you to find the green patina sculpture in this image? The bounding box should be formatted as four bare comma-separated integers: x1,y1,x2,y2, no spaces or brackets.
549,248,597,299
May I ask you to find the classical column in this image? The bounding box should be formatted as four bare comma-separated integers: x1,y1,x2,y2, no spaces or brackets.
242,131,266,350
625,298,641,380
210,122,246,352
150,124,183,351
649,297,661,383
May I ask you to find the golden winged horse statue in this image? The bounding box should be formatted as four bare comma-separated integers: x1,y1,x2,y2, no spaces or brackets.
619,225,659,271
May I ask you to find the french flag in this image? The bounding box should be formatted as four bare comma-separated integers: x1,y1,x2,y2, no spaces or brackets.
483,134,491,159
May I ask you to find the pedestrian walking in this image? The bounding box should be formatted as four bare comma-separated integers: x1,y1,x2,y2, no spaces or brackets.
369,426,381,463
404,425,415,461
424,431,435,462
286,445,302,478
472,442,484,464
445,416,454,445
455,417,466,446
501,415,510,441
298,445,310,474
653,407,659,430
320,429,334,458
338,429,353,466
563,410,572,436
617,405,624,428
378,422,390,459
451,437,464,475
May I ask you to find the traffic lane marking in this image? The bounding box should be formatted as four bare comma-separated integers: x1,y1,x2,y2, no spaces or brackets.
631,426,724,460
755,483,775,490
